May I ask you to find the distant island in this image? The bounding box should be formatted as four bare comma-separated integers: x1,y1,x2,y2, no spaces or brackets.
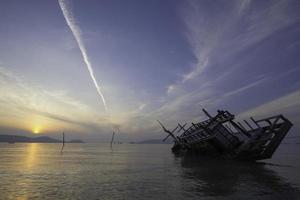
0,134,84,143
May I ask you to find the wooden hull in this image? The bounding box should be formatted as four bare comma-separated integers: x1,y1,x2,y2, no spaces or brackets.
168,111,293,161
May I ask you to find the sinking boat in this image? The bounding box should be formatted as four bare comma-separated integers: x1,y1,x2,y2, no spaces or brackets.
158,109,293,160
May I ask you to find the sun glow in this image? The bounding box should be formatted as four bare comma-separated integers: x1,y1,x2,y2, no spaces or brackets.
33,126,41,134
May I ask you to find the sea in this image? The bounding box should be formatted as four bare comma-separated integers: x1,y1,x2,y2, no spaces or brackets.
0,143,299,200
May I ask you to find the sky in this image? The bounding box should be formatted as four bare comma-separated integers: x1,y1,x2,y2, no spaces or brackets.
0,0,299,142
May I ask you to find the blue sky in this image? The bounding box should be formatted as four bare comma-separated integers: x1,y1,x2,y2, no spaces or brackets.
0,0,299,142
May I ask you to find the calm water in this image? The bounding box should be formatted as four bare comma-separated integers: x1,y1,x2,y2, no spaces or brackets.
0,143,300,200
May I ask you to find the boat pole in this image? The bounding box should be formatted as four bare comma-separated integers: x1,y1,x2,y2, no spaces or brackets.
202,109,213,119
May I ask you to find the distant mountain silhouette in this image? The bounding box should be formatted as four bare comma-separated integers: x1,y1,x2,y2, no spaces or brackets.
0,134,84,143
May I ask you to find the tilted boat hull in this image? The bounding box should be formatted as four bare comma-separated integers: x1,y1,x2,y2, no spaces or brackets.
160,110,293,161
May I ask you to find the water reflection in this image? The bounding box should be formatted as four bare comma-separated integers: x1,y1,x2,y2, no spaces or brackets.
180,155,300,199
8,144,42,200
60,145,64,155
0,144,299,199
25,143,39,169
14,196,28,200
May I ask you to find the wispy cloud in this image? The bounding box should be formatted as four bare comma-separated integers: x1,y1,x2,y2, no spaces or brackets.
237,0,252,15
233,0,297,52
222,77,267,98
160,0,299,130
179,1,221,83
237,89,300,122
179,0,296,85
0,67,110,133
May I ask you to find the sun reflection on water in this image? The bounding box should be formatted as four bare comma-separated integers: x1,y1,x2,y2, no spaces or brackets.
10,144,42,200
25,143,39,169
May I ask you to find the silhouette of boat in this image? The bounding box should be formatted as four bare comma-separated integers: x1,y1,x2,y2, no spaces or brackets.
158,109,293,160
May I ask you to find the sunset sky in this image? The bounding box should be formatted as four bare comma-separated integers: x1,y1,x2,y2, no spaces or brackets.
0,0,299,142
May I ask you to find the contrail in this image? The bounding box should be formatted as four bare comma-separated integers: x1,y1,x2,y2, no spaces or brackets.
58,0,107,110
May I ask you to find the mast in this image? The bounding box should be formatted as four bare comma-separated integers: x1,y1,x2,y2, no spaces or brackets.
202,108,212,119
157,120,178,142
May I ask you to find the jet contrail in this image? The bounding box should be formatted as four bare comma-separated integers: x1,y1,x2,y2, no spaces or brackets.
58,0,107,110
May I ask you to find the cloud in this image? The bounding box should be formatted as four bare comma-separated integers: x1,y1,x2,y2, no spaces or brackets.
158,0,299,131
222,77,268,98
138,103,147,110
237,90,300,120
166,84,178,95
0,67,110,133
182,58,209,83
237,0,252,14
235,0,296,51
174,0,297,86
19,106,109,132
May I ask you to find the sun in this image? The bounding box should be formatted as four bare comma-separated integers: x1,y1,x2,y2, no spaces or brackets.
32,127,41,134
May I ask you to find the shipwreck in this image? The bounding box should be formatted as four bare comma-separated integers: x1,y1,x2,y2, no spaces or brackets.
158,109,293,160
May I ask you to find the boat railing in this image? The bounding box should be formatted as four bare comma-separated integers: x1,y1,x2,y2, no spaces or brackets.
246,115,293,160
179,110,234,137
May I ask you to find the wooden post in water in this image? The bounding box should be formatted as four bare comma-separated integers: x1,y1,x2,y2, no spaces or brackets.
60,131,65,154
62,132,65,146
110,131,115,147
